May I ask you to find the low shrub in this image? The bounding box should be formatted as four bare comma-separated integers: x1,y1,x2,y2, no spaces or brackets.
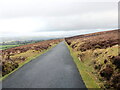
2,61,19,76
100,65,113,80
110,56,120,68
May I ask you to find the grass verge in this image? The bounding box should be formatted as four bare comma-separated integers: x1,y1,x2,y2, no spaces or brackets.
65,42,100,88
1,43,58,81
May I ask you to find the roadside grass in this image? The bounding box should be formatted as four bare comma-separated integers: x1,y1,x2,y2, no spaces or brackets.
65,41,118,89
65,42,100,88
1,43,58,81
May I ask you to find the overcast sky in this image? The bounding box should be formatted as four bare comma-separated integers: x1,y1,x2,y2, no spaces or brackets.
0,0,119,40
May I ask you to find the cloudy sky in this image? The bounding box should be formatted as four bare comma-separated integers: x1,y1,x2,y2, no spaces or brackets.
0,0,119,41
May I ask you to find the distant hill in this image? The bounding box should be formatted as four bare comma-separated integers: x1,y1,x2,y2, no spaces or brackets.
66,29,119,40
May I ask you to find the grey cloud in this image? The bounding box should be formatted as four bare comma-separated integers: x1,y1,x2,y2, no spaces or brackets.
0,2,117,18
0,0,118,38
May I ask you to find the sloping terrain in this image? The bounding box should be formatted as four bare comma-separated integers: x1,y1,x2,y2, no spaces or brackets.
1,29,119,89
65,30,120,89
3,42,86,88
0,39,62,78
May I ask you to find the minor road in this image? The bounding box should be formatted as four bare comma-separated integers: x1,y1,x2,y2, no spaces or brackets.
3,42,86,88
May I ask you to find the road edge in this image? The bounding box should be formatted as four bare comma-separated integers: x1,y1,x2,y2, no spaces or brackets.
1,43,59,81
64,41,100,89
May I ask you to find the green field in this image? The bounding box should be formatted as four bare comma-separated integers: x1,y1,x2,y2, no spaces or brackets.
0,45,21,50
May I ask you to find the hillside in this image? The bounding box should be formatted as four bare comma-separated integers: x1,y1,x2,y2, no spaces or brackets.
65,30,119,89
0,39,62,78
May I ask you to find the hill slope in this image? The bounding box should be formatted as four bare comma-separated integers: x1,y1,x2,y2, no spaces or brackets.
65,30,120,89
1,39,62,78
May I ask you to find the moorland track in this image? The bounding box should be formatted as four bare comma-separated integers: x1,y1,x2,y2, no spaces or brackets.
3,42,86,88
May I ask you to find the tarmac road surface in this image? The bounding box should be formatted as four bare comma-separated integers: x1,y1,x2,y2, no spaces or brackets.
3,42,86,88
